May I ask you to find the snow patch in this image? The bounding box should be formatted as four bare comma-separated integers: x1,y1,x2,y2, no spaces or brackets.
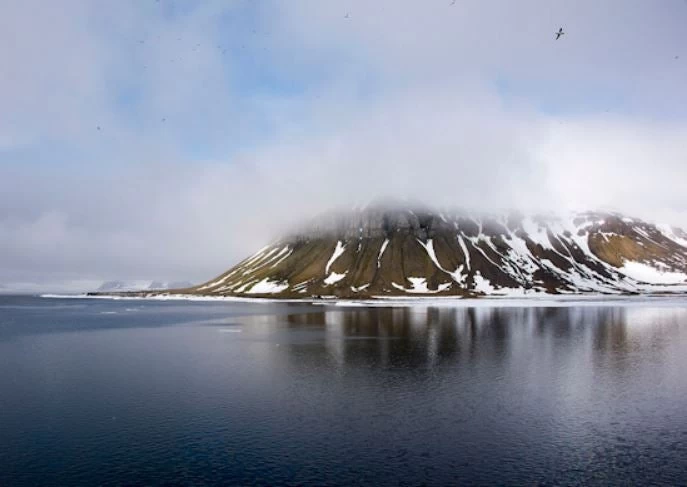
245,279,290,294
408,277,431,293
324,272,347,285
325,241,346,274
392,278,451,294
619,261,687,284
473,272,496,294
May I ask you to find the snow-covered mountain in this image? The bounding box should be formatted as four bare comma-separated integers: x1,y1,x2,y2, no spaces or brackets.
134,206,687,298
97,280,194,292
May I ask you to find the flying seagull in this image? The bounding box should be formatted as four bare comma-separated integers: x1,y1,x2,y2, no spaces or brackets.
555,27,564,40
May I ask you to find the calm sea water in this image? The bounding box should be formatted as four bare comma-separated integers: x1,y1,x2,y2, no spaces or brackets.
1,295,687,485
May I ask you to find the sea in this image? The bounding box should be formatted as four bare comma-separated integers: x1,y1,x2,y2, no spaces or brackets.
1,294,687,485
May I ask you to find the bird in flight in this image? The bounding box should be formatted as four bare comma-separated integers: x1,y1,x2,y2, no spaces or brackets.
555,27,565,40
450,0,456,5
344,13,350,19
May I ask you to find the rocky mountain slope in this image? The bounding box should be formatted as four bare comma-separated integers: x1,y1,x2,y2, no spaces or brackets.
137,206,687,299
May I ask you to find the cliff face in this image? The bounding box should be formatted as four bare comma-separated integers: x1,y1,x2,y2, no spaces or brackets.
180,207,687,298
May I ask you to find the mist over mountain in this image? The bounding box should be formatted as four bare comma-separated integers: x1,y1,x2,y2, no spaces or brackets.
129,205,687,299
2,1,686,289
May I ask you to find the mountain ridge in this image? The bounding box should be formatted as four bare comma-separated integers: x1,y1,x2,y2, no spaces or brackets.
97,206,687,299
133,205,687,299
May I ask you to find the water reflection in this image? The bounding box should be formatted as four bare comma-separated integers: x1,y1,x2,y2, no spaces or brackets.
259,306,687,374
3,298,687,485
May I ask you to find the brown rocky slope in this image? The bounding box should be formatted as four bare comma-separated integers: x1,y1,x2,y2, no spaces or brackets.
119,205,687,299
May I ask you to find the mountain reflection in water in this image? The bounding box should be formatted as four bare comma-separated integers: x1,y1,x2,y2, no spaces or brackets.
2,297,687,485
244,305,687,372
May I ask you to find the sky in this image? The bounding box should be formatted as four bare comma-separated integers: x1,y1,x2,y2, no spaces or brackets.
1,0,686,291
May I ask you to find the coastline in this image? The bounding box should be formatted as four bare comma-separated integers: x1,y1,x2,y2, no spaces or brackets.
40,292,687,308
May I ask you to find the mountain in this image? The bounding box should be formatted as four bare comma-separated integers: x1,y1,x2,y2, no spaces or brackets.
97,280,195,292
130,205,687,299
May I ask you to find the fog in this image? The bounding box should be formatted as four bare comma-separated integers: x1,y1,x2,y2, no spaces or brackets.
1,0,686,290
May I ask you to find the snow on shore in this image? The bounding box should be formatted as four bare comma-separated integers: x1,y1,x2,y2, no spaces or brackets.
41,293,687,309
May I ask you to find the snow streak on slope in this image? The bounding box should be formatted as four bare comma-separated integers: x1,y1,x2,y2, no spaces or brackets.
458,236,471,270
418,239,466,286
377,239,389,268
326,241,346,274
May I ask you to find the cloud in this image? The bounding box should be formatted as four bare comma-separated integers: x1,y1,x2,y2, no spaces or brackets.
1,0,686,290
269,0,687,113
540,117,687,219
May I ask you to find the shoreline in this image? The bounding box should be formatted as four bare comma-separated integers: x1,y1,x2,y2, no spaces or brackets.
39,292,687,308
